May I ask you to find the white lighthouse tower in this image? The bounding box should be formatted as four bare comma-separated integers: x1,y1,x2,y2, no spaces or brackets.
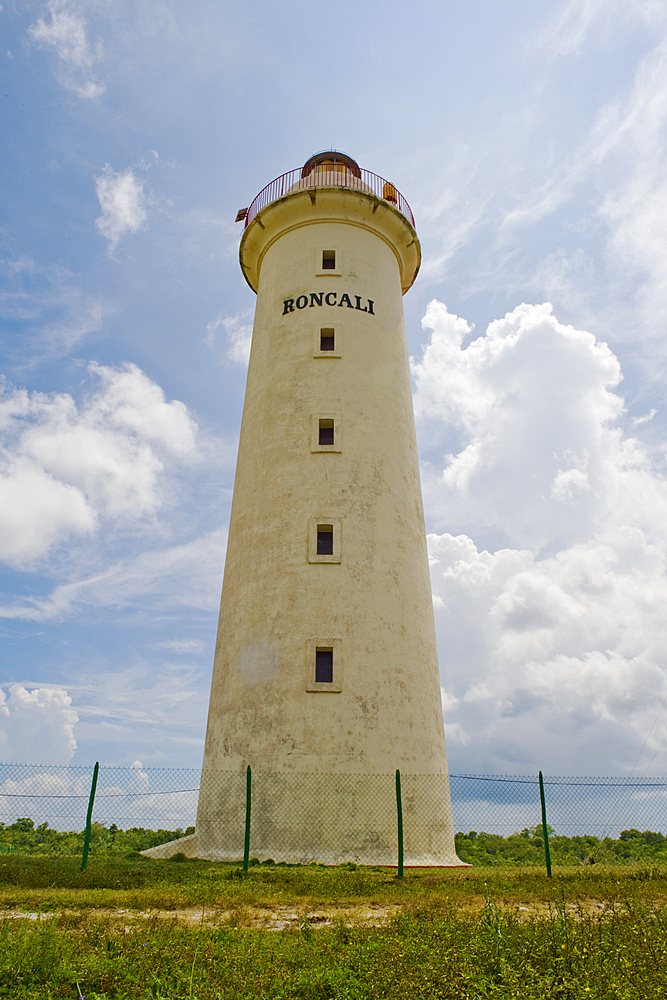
151,152,462,866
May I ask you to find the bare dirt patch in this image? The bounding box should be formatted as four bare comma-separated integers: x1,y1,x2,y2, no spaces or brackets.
0,903,402,930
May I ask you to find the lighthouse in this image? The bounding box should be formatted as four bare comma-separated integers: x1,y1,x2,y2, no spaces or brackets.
150,152,462,866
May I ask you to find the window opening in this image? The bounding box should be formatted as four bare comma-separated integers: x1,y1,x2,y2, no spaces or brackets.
315,648,334,684
308,517,341,562
322,250,336,270
320,328,335,352
319,419,335,446
317,525,334,555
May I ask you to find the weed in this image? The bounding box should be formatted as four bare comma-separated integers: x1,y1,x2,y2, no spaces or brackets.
299,912,315,940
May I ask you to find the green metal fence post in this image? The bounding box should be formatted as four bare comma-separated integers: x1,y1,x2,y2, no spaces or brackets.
538,770,552,878
80,761,99,871
243,765,252,872
395,769,404,879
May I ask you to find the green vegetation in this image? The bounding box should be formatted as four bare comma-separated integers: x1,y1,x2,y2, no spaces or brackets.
454,824,667,867
1,862,667,998
2,826,667,997
3,817,667,868
2,899,667,999
0,818,194,856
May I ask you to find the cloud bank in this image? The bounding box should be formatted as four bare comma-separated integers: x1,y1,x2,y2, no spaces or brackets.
0,362,198,570
0,685,77,764
414,301,667,775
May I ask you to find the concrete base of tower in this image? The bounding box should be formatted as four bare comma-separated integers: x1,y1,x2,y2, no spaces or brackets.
142,771,467,866
143,833,199,859
143,838,467,866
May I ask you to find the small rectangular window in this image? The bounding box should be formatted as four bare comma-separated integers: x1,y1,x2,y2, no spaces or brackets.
306,637,342,691
311,413,341,452
315,648,333,683
318,419,334,446
317,525,334,555
320,328,335,351
313,328,341,357
315,248,342,276
308,517,341,562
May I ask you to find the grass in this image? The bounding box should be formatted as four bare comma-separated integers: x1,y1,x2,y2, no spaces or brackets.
4,853,667,911
2,857,667,997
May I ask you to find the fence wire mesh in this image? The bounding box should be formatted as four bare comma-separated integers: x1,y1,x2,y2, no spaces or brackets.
1,763,667,867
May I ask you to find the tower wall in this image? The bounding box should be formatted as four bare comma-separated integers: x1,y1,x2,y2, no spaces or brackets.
146,177,463,866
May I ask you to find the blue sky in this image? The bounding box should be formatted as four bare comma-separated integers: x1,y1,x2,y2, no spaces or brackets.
3,0,667,776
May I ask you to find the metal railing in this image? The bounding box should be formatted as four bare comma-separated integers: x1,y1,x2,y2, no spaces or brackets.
245,166,415,229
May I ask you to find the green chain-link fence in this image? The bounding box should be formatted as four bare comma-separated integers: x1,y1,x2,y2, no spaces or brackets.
1,763,667,868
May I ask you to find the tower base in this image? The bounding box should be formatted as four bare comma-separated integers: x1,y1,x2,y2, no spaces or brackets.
142,771,466,867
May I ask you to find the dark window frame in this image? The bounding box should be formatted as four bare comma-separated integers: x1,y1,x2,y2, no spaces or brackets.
318,419,335,446
320,329,335,351
315,648,334,684
317,526,334,555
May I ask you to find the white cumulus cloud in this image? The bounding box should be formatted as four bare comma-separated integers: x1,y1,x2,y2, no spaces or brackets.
0,685,78,764
415,301,667,774
0,364,198,570
28,1,104,99
95,166,149,252
414,300,628,551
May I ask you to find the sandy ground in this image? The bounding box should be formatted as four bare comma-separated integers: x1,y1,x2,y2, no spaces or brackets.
0,899,624,929
0,904,400,929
